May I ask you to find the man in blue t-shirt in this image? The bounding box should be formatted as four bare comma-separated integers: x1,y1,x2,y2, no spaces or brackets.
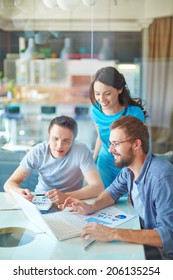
63,116,173,259
4,115,104,204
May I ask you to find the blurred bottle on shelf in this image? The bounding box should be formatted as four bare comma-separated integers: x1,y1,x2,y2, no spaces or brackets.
60,38,73,59
19,37,26,59
24,38,35,60
98,38,114,60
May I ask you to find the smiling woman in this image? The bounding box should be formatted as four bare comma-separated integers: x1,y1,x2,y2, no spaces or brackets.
89,66,147,188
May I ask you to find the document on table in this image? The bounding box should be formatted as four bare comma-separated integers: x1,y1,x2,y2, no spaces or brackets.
80,205,135,251
78,205,135,228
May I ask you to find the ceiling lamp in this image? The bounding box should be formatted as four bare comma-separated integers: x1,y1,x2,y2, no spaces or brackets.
82,0,97,6
57,0,80,11
43,0,58,8
35,31,50,45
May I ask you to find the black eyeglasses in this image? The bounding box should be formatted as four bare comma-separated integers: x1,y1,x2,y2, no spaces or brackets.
108,139,134,148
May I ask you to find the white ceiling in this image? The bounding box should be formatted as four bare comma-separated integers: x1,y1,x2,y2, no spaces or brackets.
0,0,172,31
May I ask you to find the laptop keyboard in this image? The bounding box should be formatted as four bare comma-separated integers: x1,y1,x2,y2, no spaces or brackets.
43,213,81,240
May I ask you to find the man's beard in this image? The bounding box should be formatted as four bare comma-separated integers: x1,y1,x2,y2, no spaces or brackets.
113,147,134,168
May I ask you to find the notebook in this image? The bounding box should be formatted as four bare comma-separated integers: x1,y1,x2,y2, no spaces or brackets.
10,190,87,241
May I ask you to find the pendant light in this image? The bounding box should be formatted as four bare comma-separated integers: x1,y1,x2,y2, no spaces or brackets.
43,0,58,8
82,0,97,6
57,0,80,11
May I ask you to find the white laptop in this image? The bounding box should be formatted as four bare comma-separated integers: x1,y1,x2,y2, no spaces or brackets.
10,190,87,241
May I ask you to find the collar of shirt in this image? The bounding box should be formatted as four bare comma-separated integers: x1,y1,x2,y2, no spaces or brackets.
134,152,152,185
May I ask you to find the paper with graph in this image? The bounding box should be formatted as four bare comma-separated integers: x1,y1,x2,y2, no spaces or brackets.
78,205,135,228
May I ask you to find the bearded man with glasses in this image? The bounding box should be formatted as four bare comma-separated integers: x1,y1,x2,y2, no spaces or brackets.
63,116,173,260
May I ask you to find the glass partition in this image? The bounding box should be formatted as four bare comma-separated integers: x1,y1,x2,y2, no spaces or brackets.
0,0,172,153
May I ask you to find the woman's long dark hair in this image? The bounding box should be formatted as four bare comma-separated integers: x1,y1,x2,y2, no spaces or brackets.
89,66,147,117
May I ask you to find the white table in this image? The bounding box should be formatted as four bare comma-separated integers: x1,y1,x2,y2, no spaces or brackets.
0,192,145,260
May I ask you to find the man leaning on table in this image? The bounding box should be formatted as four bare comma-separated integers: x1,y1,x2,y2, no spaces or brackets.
63,116,173,260
3,115,104,204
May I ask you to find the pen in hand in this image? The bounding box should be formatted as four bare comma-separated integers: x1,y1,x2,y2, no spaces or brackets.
83,239,96,251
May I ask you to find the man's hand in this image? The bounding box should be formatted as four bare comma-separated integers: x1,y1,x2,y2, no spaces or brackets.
17,188,33,201
81,222,115,242
45,189,68,205
62,197,94,215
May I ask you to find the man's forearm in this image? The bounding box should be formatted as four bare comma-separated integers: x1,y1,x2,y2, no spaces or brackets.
112,228,163,248
66,183,104,200
4,180,20,193
91,190,115,212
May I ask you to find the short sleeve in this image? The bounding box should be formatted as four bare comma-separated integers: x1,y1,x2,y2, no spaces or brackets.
77,143,96,173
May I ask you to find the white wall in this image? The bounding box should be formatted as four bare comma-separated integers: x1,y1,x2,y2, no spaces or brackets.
0,0,172,31
144,0,173,19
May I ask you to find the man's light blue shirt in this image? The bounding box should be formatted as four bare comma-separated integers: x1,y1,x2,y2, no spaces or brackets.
106,152,173,257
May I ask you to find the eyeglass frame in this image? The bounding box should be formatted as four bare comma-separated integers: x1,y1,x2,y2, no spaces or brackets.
108,138,134,148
